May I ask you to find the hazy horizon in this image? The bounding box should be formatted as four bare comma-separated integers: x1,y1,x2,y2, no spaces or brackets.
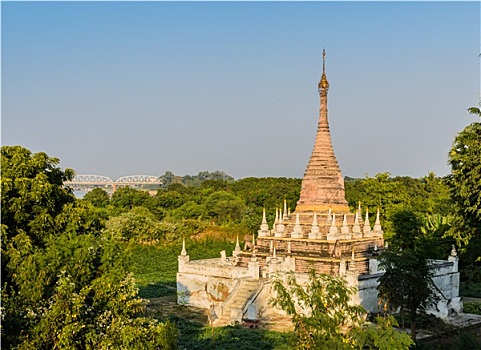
3,2,480,180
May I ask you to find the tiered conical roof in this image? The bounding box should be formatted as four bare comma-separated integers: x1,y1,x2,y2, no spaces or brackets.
235,51,384,277
296,49,349,213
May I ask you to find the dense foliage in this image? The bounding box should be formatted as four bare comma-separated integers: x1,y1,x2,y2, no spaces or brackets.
82,172,455,249
271,271,413,349
377,250,435,341
1,146,76,246
1,146,178,349
463,301,481,315
446,106,481,262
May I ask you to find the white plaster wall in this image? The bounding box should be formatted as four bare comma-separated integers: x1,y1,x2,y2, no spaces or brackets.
432,271,460,300
177,272,240,309
179,258,253,279
177,257,460,321
357,273,384,313
250,281,280,319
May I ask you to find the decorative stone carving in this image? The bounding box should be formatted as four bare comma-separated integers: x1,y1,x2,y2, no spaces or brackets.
274,211,285,237
373,208,383,236
308,212,320,239
327,213,339,240
363,210,372,237
291,212,304,238
258,208,270,237
352,212,362,239
340,213,351,239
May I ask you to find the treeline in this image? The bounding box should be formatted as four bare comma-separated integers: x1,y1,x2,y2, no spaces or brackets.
83,177,302,242
83,172,448,239
83,167,481,267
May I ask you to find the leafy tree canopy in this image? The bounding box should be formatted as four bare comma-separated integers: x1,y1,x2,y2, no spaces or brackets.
377,249,435,341
110,186,153,211
271,271,413,349
345,172,451,241
3,232,178,349
390,210,422,250
1,146,178,349
1,145,75,245
83,187,110,207
446,106,481,259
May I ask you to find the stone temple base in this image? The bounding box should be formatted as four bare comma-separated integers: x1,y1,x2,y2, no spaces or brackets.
177,251,461,327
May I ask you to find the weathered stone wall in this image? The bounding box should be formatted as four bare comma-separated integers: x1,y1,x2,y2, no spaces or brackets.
177,256,461,325
177,272,239,309
430,260,460,300
357,273,384,312
177,258,253,309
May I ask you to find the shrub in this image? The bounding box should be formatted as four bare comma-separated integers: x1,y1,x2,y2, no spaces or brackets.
463,301,481,315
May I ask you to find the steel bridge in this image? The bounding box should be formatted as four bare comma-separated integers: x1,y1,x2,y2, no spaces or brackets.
65,174,162,192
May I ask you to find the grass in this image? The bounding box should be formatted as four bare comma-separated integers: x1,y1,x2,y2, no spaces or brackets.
463,301,481,315
125,242,180,298
127,236,237,298
174,319,293,350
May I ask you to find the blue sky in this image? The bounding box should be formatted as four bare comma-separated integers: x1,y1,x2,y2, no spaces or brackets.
2,1,480,180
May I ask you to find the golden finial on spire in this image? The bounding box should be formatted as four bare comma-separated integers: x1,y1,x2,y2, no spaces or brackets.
319,48,329,91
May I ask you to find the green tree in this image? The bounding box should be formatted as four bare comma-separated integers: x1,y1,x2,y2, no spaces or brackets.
354,315,414,350
171,201,207,220
389,210,422,250
196,170,234,182
446,105,481,262
3,232,178,349
83,187,110,207
377,249,435,341
159,170,176,188
200,179,230,191
345,173,405,237
204,191,245,223
345,173,452,241
105,206,164,242
156,190,188,210
420,172,451,215
467,102,481,117
231,177,301,210
419,214,454,260
271,271,413,349
1,145,75,246
110,186,153,211
1,146,178,349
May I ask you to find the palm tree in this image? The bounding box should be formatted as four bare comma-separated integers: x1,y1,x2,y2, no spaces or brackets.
467,102,481,117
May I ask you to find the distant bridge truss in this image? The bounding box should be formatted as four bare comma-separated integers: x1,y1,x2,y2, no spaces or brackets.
116,175,161,185
65,174,162,192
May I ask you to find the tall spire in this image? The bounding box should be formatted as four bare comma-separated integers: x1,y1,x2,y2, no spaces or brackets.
296,49,349,213
319,48,329,92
